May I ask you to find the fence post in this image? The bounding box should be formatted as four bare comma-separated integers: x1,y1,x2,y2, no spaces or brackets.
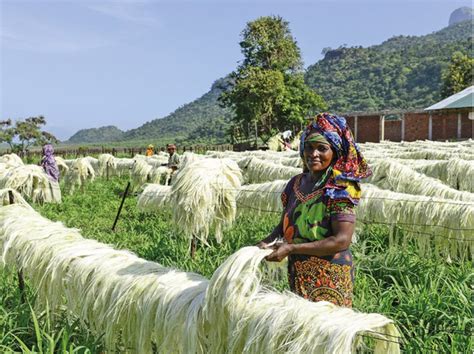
112,181,130,231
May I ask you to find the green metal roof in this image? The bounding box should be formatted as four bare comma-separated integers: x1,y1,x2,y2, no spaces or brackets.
425,86,473,110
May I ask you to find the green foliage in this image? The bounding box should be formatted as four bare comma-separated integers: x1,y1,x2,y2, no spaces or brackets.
0,116,58,153
0,175,471,351
67,21,471,145
67,126,124,144
239,16,302,72
123,77,234,145
220,16,326,144
305,21,473,112
441,51,474,98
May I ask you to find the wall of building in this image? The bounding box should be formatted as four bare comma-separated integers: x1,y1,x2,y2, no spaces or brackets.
461,112,473,139
345,115,380,143
385,120,402,141
343,110,472,142
403,113,430,141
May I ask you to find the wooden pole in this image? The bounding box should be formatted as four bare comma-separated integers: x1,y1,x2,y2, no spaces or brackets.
9,190,26,303
106,163,109,181
112,181,130,231
190,236,197,259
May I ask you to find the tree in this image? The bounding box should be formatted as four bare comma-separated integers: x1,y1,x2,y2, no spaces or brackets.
441,51,474,98
0,116,58,153
239,16,302,72
220,16,326,145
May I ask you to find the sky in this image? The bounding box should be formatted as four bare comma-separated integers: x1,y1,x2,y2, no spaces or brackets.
0,0,471,140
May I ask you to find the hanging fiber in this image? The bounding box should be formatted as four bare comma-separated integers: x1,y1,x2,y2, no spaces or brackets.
0,188,34,209
238,157,301,184
0,205,400,354
359,184,474,260
137,184,171,212
171,158,242,243
131,159,153,191
236,180,287,214
368,160,474,202
149,166,172,185
98,154,117,177
0,153,24,168
54,156,70,176
0,164,61,203
64,158,95,194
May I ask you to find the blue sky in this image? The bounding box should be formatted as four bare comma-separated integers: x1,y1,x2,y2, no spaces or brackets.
1,0,471,140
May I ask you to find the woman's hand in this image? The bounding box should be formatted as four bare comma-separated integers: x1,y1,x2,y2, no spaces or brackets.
256,241,272,249
256,234,278,249
266,243,294,262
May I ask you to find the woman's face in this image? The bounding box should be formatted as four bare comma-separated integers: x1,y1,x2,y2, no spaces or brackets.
303,141,334,173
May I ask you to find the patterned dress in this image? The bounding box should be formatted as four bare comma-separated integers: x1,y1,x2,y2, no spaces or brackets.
280,173,358,308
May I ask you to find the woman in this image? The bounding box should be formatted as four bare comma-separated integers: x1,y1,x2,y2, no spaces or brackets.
41,144,60,182
258,113,371,307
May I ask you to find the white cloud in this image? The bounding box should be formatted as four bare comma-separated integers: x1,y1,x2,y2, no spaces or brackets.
85,2,160,27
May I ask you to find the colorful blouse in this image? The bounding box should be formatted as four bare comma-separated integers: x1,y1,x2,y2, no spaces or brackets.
279,173,359,307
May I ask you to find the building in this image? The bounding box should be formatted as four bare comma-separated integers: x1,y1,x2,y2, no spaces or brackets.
338,86,473,143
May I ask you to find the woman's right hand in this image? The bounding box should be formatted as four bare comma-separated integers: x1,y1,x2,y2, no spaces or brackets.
256,235,276,249
256,241,271,249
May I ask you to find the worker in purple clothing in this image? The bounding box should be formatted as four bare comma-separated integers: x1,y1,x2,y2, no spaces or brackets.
41,144,60,182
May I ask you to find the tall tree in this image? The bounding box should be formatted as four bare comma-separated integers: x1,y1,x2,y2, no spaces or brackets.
441,51,474,98
220,16,326,145
0,116,58,153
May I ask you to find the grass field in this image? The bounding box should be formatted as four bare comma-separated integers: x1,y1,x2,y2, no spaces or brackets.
0,175,472,353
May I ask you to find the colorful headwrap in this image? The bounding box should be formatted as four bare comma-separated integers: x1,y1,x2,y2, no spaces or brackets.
299,113,372,204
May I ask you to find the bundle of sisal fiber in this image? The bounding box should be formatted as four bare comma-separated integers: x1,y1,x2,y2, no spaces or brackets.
358,184,474,260
238,157,301,184
0,164,61,203
0,153,24,168
236,180,287,214
64,158,95,194
0,205,400,354
368,160,474,202
54,156,69,176
171,158,242,243
137,184,171,212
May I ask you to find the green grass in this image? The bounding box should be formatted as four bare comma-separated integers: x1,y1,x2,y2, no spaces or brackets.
0,176,472,352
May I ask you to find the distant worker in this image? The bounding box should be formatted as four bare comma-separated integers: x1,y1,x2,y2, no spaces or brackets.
282,130,293,151
41,144,60,182
145,144,154,157
166,144,180,171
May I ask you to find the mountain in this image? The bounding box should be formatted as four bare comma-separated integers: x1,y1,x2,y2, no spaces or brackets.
122,77,233,145
67,125,124,143
304,20,472,112
449,7,473,26
67,18,472,144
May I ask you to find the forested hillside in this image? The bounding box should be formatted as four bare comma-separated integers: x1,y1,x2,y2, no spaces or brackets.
66,20,472,143
304,20,472,112
67,125,124,143
122,77,233,144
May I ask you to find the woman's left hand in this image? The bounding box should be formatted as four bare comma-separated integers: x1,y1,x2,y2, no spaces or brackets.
266,243,293,262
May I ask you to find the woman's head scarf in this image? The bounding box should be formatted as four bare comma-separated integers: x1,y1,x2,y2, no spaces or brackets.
299,113,371,204
41,144,60,182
